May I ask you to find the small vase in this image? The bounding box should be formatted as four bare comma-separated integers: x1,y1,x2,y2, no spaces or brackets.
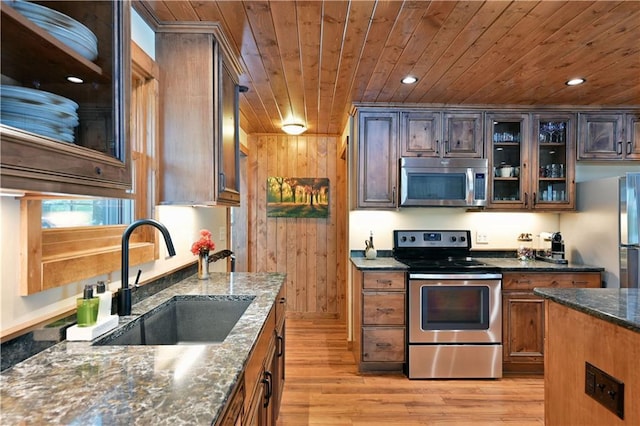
197,251,210,279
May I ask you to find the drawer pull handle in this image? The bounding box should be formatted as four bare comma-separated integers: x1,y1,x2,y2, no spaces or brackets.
376,280,392,285
376,342,392,348
376,307,394,315
517,280,532,284
573,281,588,285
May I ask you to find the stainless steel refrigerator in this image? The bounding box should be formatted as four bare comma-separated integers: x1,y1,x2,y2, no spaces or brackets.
620,172,640,288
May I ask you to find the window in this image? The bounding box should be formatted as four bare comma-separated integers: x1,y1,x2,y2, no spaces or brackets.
42,198,133,228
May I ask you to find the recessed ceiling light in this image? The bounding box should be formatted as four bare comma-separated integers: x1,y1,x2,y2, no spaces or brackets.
565,78,586,86
67,76,84,84
282,123,307,135
401,75,418,84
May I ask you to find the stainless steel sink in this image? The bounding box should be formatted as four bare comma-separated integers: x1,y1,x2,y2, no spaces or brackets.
93,295,254,346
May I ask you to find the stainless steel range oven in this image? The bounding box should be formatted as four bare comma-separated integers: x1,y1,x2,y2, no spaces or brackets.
394,230,503,379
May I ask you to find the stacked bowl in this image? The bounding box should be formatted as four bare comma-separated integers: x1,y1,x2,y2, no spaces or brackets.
8,0,98,61
1,85,79,143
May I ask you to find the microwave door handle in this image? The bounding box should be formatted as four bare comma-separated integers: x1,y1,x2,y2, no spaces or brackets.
467,168,474,205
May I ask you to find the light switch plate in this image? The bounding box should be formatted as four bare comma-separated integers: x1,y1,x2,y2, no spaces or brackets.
476,231,489,244
219,227,226,242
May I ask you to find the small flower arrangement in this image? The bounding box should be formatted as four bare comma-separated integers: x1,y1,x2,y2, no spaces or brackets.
191,229,215,256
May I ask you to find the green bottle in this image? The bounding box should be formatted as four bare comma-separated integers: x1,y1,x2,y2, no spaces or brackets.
76,285,99,327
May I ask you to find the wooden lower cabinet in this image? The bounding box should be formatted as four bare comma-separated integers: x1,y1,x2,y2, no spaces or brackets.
218,285,285,426
218,376,245,426
502,271,601,375
352,267,406,372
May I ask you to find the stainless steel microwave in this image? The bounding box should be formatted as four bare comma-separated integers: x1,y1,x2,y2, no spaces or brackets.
399,157,488,207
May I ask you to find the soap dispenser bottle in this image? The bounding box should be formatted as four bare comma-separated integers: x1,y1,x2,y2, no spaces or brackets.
76,285,99,327
95,281,113,321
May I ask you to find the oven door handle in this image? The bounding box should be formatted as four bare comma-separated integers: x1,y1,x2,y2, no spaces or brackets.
409,273,502,280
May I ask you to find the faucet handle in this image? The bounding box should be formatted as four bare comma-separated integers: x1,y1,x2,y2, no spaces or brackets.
134,269,142,287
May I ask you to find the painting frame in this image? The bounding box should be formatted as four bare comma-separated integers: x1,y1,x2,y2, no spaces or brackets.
266,177,329,218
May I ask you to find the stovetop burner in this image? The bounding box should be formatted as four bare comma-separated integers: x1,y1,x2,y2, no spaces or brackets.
393,230,500,273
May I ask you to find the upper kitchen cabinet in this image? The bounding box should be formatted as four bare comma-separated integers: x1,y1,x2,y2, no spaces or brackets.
0,1,131,197
400,111,483,158
352,110,398,209
487,113,528,209
577,111,640,161
487,112,575,211
156,25,242,206
531,113,575,210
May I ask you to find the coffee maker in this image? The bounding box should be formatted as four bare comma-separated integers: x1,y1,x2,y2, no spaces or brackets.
536,231,568,264
550,232,565,260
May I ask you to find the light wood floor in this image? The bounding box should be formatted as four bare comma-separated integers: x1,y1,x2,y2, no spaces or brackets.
277,319,544,426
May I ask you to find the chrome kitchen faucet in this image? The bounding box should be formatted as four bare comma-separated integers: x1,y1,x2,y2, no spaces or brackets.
118,219,176,316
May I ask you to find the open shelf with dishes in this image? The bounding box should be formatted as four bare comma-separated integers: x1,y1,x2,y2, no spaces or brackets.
0,1,131,197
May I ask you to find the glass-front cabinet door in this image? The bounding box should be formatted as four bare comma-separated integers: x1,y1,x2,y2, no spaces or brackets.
487,112,575,211
487,113,528,208
0,1,131,197
532,114,575,210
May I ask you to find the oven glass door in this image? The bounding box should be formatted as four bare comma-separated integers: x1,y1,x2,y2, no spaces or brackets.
421,285,489,330
409,277,501,344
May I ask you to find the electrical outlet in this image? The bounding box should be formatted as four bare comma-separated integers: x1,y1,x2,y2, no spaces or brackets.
476,231,489,244
219,227,226,242
585,362,624,419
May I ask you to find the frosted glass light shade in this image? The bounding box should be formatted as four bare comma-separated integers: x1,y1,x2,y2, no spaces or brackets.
282,123,307,135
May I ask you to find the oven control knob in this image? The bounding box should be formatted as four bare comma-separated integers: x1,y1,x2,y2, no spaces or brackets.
460,236,466,242
401,236,407,242
410,236,416,242
451,236,457,242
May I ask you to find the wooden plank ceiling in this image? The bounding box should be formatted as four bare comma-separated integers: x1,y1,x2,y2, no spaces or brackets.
136,1,640,136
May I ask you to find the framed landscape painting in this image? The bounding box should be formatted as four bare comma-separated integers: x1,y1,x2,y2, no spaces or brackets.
267,177,329,218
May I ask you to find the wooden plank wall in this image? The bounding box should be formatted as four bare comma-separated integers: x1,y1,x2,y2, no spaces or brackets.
247,134,346,320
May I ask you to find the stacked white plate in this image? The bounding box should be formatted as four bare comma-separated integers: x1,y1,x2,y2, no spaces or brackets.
1,85,79,143
8,0,98,61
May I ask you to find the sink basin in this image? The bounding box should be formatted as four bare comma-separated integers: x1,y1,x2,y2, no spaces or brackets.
93,295,254,346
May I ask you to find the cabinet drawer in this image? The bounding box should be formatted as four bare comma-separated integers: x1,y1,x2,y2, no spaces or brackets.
363,271,405,290
503,272,601,290
362,292,405,325
362,327,405,362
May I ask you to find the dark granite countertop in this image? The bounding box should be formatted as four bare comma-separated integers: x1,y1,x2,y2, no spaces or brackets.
478,257,605,273
534,288,640,333
350,255,409,270
0,272,286,425
350,253,604,273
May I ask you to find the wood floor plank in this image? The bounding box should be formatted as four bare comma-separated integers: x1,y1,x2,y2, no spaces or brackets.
277,318,543,425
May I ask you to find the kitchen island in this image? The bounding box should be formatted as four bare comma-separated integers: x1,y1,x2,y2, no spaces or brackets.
0,272,286,425
534,288,639,425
